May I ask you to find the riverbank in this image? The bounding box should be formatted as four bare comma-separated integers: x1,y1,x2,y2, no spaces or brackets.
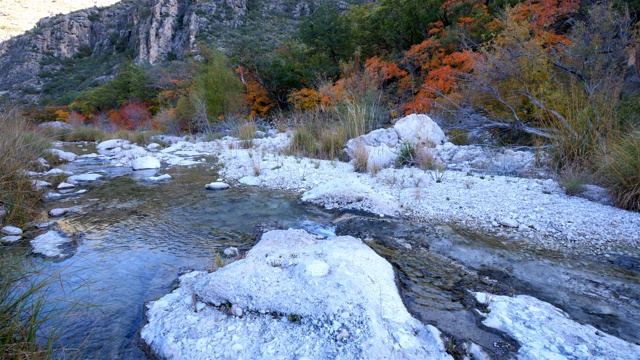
26,132,640,359
108,131,639,258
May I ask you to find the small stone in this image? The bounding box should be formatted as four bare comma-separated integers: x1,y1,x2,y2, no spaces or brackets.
499,218,519,228
1,226,23,236
518,224,529,232
239,176,261,186
231,304,243,317
147,174,172,182
32,180,52,190
336,329,350,341
223,247,239,257
68,173,102,183
231,343,243,351
57,182,75,190
35,221,56,229
49,208,71,217
1,235,22,243
205,182,230,190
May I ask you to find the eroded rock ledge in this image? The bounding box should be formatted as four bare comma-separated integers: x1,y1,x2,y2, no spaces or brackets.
141,229,452,360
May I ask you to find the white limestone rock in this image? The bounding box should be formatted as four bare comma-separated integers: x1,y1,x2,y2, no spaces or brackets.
366,143,398,171
1,226,23,236
32,180,52,190
132,156,161,170
302,178,398,216
205,182,230,190
48,148,77,162
345,128,399,159
97,139,130,155
1,235,22,243
147,174,172,182
45,168,73,176
239,176,261,186
142,229,452,360
498,218,519,228
393,114,446,146
49,208,72,217
57,182,75,190
68,173,103,183
475,292,640,359
31,230,73,257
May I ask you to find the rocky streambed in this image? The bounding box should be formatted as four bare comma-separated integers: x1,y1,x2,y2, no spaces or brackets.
5,127,640,359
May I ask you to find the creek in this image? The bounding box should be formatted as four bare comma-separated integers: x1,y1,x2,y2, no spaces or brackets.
33,145,640,359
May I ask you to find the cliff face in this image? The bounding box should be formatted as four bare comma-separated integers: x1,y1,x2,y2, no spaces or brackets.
0,0,121,42
0,0,355,100
0,0,241,98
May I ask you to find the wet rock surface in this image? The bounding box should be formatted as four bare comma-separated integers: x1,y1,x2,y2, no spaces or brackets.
334,211,640,358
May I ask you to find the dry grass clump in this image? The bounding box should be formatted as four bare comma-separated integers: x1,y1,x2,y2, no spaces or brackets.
558,166,589,196
0,110,49,227
415,146,437,170
599,132,640,210
352,141,369,173
238,121,257,149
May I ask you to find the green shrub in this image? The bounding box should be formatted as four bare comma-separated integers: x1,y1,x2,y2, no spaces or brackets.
599,131,640,210
558,166,589,196
290,124,318,156
447,129,470,146
64,127,106,142
397,142,416,166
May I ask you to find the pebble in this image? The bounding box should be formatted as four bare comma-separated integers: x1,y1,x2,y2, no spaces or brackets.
1,235,22,243
1,226,23,236
499,218,519,228
57,182,75,190
223,247,239,256
205,182,230,190
49,208,71,217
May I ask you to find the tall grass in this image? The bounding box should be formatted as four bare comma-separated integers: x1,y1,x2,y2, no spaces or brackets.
0,109,50,227
289,88,386,160
599,131,640,210
0,249,58,359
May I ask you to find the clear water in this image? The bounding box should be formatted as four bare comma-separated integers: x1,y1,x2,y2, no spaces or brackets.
38,153,336,359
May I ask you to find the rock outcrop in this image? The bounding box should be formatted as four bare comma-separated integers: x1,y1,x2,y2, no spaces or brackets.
0,0,207,98
0,0,357,100
141,229,452,359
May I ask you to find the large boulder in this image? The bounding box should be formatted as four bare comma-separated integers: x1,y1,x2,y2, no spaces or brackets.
141,229,452,360
345,128,399,159
393,114,446,147
366,143,398,171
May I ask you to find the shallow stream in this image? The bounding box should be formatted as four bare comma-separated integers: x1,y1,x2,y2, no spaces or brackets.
30,145,640,359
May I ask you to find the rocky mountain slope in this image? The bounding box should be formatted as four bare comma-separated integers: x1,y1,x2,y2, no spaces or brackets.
0,0,354,101
0,0,121,41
